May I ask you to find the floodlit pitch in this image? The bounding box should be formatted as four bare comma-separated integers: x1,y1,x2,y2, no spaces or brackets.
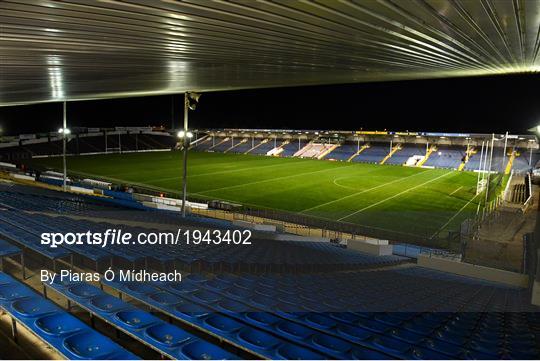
32,151,499,244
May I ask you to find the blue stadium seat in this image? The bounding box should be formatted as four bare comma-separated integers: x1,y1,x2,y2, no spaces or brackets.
45,278,236,359
0,272,137,359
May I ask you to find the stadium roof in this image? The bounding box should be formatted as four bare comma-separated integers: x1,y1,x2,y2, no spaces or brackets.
1,0,540,106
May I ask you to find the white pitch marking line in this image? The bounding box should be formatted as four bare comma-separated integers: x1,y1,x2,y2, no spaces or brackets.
198,164,357,194
430,192,480,239
301,170,429,213
337,171,453,221
151,159,308,184
449,186,463,196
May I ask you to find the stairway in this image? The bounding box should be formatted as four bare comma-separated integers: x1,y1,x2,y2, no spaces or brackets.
245,139,268,154
380,144,401,165
348,144,369,162
224,138,247,153
505,150,517,174
267,140,289,156
318,143,340,159
417,146,436,167
208,137,229,150
458,147,476,171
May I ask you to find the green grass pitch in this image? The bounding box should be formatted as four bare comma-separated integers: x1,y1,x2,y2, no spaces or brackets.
32,151,484,242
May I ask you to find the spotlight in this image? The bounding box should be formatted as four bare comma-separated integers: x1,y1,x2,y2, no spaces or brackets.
187,92,201,110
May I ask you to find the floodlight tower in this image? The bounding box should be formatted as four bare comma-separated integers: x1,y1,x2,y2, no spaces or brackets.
178,92,200,217
58,102,70,191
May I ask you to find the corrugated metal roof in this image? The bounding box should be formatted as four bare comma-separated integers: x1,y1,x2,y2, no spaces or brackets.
1,0,539,105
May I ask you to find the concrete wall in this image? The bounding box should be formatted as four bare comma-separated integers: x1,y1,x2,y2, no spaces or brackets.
532,280,540,306
271,233,329,243
232,220,277,232
348,239,393,256
417,254,528,287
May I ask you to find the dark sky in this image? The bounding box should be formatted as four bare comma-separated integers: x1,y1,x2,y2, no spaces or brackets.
1,73,539,136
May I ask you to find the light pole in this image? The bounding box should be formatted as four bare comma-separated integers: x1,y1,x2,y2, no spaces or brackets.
58,102,70,191
178,129,193,217
484,133,495,204
179,91,200,218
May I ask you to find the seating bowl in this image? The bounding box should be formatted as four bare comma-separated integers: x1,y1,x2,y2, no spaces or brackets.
67,284,101,299
114,310,157,329
145,323,191,347
89,295,126,313
63,331,117,359
35,313,83,336
12,297,58,317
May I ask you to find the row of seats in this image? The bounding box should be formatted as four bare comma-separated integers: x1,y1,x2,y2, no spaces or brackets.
105,270,540,359
353,144,389,163
386,145,426,166
0,183,234,230
105,278,330,359
281,141,306,157
0,206,405,273
327,144,358,161
0,238,21,262
424,147,465,169
45,278,235,359
193,139,534,174
0,272,138,359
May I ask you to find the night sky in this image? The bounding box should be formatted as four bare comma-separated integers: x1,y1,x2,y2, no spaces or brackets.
1,73,539,136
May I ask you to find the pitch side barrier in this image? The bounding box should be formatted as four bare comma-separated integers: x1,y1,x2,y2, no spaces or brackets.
190,206,452,250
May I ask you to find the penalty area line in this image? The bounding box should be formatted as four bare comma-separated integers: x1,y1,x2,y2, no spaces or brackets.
300,170,429,213
429,192,480,239
449,186,463,196
337,171,453,222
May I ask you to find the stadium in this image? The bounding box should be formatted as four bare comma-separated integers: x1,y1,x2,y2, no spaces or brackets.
1,1,540,360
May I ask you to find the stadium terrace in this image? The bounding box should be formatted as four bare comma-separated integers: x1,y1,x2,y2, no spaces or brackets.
2,1,540,360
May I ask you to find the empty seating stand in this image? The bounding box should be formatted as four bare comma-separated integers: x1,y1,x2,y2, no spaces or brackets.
0,238,21,270
250,140,276,155
386,145,425,165
424,146,465,169
104,277,329,359
102,269,540,360
326,143,358,161
0,272,138,359
44,279,235,360
280,141,305,157
513,151,531,172
354,143,390,163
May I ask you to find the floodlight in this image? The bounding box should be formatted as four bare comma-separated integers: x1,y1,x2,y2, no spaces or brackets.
186,131,193,139
177,130,185,138
187,92,201,110
58,127,70,134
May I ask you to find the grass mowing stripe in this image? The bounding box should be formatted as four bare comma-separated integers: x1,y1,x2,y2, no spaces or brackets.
338,171,453,221
300,169,428,213
430,192,480,239
30,151,479,240
198,163,357,195
151,159,309,184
